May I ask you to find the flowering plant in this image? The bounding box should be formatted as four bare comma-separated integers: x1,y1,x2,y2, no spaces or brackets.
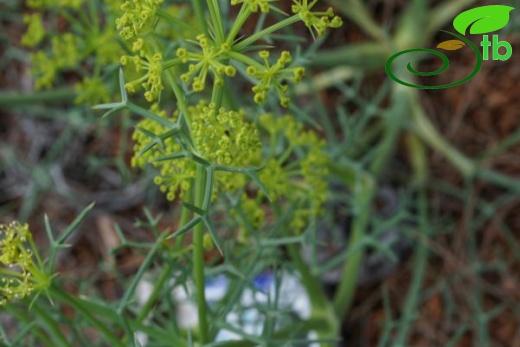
8,0,357,346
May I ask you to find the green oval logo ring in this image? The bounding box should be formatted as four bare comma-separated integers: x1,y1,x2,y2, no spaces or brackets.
385,30,483,89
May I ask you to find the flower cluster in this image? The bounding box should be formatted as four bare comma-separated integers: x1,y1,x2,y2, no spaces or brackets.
50,34,80,69
21,14,44,47
258,114,329,231
0,222,50,306
226,112,329,235
22,0,124,104
246,51,305,107
191,101,262,167
117,3,199,101
121,48,165,102
30,51,56,89
292,0,343,37
75,77,110,105
116,0,164,41
177,35,237,92
132,105,193,201
92,29,122,65
132,101,262,201
230,0,276,13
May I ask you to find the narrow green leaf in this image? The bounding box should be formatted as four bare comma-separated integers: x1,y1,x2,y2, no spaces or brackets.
56,202,95,244
152,152,187,163
43,214,55,242
190,153,211,167
246,170,272,201
167,216,202,239
99,106,125,119
93,68,128,117
136,140,159,157
92,102,124,110
203,217,223,255
183,202,205,216
203,167,215,210
127,103,178,129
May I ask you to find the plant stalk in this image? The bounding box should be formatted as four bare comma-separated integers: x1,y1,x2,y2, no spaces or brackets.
333,173,375,320
0,88,76,107
50,284,125,347
193,165,209,343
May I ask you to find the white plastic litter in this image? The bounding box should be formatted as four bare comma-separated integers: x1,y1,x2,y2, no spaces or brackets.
136,271,316,345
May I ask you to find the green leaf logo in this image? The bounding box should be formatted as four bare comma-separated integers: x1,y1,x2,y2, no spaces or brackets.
453,5,515,35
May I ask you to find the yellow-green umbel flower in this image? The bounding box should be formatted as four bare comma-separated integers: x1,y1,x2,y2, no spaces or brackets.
258,114,329,232
21,14,45,47
292,0,343,37
121,50,165,102
246,51,305,107
30,51,57,89
132,101,262,201
177,35,237,92
0,222,51,306
75,77,111,105
22,0,124,99
51,33,82,69
116,0,164,42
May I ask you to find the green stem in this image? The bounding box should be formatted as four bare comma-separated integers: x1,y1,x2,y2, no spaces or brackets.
31,303,71,347
226,51,263,69
405,133,428,187
156,9,197,34
426,0,478,38
136,264,175,322
408,91,474,177
206,0,225,44
8,306,56,347
161,57,183,70
286,243,338,346
310,41,389,69
394,0,428,49
286,244,328,308
477,169,520,193
333,172,375,320
226,4,251,45
87,0,100,32
166,70,192,134
295,66,359,95
193,165,209,343
370,85,408,176
136,188,194,323
233,15,300,51
0,88,76,107
393,189,430,345
211,79,225,109
50,284,124,347
407,87,519,192
191,0,208,36
167,60,210,343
